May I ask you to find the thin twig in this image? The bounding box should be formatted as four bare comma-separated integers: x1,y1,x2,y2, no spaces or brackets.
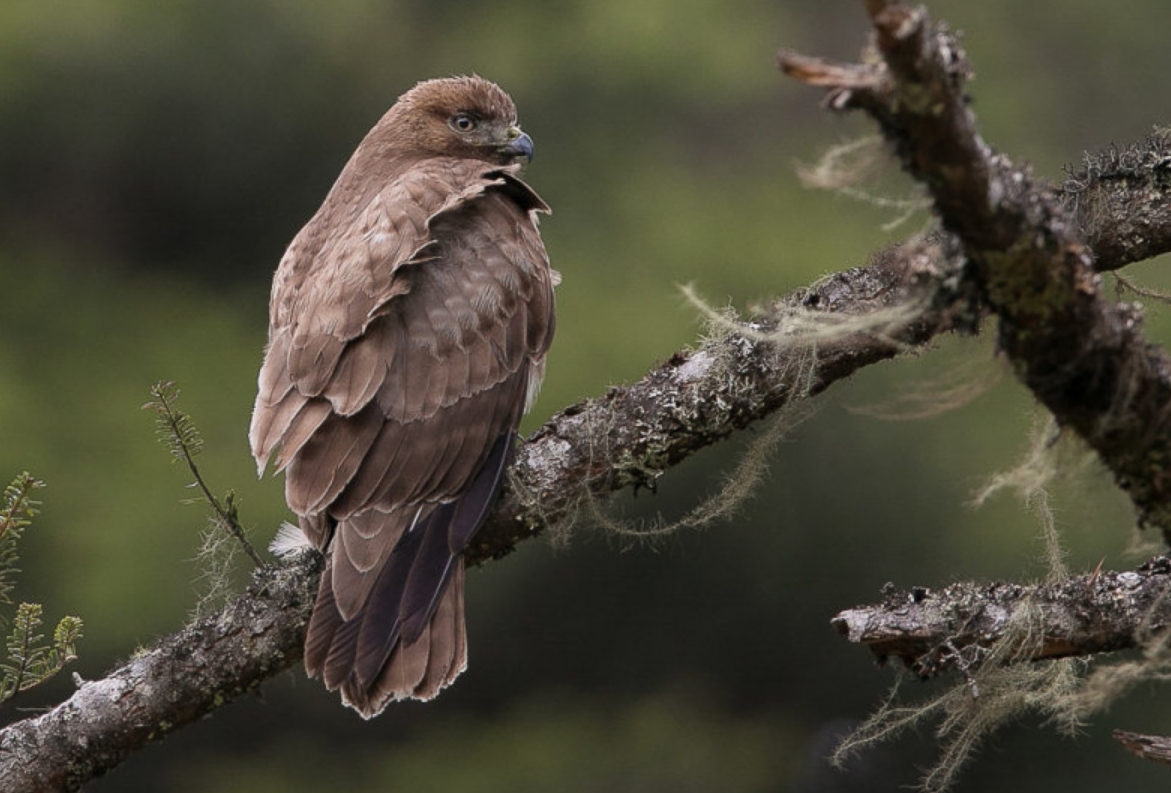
145,383,266,568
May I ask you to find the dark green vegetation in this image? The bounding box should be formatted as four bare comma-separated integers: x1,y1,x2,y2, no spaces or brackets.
2,1,1171,790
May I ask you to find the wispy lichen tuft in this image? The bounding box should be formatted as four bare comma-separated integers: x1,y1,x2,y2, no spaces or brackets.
833,598,1085,792
796,135,931,231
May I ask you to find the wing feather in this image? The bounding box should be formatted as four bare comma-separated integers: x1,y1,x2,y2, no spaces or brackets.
254,331,295,408
321,326,392,416
414,562,464,699
328,420,413,520
284,405,384,515
258,398,332,473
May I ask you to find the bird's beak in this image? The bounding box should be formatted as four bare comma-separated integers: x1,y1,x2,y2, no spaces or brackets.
499,127,534,162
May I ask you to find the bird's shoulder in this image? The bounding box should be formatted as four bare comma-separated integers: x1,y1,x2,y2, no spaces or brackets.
269,157,542,334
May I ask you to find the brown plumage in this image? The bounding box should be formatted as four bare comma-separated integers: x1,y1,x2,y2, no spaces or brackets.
250,76,555,718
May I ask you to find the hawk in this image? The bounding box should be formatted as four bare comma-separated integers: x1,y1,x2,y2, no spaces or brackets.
249,76,556,717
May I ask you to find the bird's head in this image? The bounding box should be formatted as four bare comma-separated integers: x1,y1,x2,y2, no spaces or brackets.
386,75,534,166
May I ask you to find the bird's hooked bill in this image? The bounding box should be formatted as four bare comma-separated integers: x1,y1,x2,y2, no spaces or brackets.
501,129,534,162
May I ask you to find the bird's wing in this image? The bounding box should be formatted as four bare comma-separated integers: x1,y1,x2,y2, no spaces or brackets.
249,159,548,471
251,159,553,714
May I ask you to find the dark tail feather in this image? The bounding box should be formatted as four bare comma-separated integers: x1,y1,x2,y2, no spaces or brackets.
357,431,512,680
302,431,514,718
303,563,341,675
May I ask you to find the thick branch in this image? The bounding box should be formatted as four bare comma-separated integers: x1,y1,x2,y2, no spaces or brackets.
833,556,1171,675
472,235,964,560
485,122,1171,557
783,1,1171,535
5,141,1171,792
0,555,318,792
0,240,958,791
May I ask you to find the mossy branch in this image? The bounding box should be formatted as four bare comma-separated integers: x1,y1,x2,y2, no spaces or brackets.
833,557,1171,673
782,3,1171,535
2,131,1171,783
1114,729,1171,769
781,1,1171,786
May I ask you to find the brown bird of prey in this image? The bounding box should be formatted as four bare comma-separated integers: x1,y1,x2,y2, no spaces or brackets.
249,76,556,718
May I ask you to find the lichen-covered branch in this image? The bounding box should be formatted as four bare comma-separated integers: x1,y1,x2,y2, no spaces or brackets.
0,245,953,792
782,2,1171,535
1064,134,1171,271
833,556,1171,675
0,554,318,793
473,234,965,560
478,122,1171,561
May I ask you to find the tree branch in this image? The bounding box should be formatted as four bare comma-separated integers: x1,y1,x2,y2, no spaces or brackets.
0,554,318,792
783,1,1171,536
472,233,965,561
477,126,1171,560
779,3,1171,776
832,556,1171,674
1114,728,1171,769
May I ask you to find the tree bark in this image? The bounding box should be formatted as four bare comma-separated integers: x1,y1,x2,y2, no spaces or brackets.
0,555,318,793
833,556,1171,675
1114,728,1171,769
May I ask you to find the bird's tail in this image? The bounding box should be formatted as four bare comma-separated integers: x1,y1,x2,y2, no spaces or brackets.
305,541,468,717
302,432,512,718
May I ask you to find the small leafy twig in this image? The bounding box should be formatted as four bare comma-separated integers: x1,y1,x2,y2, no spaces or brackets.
144,382,265,568
0,473,43,610
1,604,83,705
0,472,42,540
0,473,84,707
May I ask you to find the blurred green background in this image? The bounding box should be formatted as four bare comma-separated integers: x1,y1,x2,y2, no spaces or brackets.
2,0,1171,790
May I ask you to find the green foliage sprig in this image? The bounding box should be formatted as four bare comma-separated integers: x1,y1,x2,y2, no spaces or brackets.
144,382,265,619
0,472,84,706
144,381,264,569
0,473,40,607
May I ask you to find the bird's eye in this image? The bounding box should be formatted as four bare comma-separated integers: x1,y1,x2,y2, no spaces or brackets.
450,114,477,132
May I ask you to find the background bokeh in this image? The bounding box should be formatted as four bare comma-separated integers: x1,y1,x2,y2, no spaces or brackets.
2,1,1171,790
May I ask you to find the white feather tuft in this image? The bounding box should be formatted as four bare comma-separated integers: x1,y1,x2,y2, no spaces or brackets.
269,522,312,557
